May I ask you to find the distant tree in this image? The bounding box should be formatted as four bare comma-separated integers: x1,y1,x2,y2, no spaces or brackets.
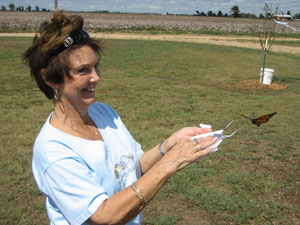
26,5,32,11
42,8,47,12
287,10,291,15
240,13,257,18
200,11,206,16
294,12,300,19
1,5,7,11
217,10,223,17
35,5,40,11
8,3,15,11
207,10,213,17
230,5,240,18
16,5,24,11
224,13,228,17
259,13,265,19
196,10,200,16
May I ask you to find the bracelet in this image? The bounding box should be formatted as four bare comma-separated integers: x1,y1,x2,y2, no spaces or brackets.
131,183,147,207
158,140,165,156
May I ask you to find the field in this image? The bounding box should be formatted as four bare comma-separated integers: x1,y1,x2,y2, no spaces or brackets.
1,11,300,35
1,34,300,224
1,11,300,225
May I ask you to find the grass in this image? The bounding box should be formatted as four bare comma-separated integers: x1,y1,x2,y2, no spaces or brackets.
1,36,300,225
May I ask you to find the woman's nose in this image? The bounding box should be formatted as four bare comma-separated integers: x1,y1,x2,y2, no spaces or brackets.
91,67,100,82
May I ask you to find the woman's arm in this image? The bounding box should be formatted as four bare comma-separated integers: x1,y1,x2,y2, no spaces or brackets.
139,127,213,174
87,133,215,225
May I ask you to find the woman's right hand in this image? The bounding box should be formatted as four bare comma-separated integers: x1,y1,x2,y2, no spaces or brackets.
160,135,216,173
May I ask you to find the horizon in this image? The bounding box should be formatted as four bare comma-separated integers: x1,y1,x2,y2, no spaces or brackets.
1,0,300,17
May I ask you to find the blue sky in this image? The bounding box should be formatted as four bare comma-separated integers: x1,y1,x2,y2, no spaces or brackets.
1,0,300,16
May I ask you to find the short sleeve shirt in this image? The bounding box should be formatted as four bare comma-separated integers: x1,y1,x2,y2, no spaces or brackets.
32,102,144,225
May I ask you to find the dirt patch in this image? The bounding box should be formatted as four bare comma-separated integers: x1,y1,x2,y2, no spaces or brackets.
226,80,287,91
1,32,299,55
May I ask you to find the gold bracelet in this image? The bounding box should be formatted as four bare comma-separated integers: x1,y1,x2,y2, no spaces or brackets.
131,183,147,207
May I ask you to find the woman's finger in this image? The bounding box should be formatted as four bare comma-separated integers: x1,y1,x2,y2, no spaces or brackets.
193,136,216,151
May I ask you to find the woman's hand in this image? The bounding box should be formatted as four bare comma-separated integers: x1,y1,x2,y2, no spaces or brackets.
161,127,212,154
160,135,215,173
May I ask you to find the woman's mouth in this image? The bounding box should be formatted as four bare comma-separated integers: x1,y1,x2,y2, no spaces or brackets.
83,88,95,92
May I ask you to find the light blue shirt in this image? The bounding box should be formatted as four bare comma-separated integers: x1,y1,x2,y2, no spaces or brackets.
32,102,144,225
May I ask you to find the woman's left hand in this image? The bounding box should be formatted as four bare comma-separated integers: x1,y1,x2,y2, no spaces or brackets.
162,127,212,154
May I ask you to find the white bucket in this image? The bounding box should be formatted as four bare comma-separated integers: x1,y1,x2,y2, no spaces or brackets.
260,68,274,85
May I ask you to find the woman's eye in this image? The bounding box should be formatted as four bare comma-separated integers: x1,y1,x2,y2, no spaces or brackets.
78,68,89,73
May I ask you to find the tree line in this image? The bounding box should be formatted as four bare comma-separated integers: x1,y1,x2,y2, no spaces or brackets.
1,3,50,12
194,5,300,19
1,3,300,19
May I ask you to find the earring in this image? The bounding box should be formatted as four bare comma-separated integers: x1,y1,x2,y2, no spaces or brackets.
53,89,58,100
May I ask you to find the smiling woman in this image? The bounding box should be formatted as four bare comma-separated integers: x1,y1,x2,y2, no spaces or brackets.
23,10,216,225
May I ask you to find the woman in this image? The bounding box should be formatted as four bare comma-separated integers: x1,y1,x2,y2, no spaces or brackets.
24,11,216,225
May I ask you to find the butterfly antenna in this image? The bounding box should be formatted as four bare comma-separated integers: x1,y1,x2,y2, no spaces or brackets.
236,113,251,120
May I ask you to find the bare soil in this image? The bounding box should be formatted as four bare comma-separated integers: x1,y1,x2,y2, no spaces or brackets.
1,32,299,55
226,80,287,91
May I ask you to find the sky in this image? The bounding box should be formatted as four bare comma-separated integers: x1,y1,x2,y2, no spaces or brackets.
1,0,300,16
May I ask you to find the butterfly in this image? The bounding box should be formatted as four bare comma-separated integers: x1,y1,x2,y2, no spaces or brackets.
237,112,277,127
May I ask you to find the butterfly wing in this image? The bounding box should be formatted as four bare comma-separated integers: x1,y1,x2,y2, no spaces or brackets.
253,112,277,126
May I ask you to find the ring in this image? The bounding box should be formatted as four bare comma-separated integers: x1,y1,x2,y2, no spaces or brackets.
194,138,199,144
196,144,201,151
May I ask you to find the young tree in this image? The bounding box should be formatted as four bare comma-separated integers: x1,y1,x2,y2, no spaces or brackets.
196,10,200,16
35,5,40,11
217,10,223,17
207,10,213,17
231,5,240,18
1,5,7,11
258,3,277,84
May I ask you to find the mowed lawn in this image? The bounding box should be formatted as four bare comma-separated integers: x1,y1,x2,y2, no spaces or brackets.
0,36,299,225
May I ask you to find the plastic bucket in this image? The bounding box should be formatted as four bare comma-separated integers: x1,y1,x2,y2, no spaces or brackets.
260,68,274,85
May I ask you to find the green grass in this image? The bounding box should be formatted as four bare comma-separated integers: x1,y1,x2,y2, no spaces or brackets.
1,36,300,225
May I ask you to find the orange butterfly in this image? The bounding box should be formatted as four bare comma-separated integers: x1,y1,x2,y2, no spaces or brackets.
237,112,277,127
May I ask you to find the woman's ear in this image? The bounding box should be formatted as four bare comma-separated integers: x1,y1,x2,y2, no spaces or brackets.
41,68,56,90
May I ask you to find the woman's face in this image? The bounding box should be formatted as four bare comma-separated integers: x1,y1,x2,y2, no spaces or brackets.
60,45,100,111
